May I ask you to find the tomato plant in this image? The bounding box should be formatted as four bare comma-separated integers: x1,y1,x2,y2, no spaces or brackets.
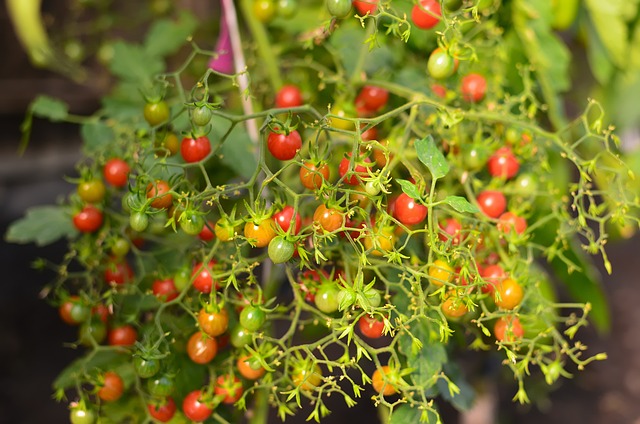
97,371,124,402
8,2,639,423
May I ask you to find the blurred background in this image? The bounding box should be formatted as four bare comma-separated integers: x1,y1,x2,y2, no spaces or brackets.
1,1,640,423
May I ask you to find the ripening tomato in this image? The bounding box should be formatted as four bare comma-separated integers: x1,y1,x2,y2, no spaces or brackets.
97,371,124,402
237,354,266,380
146,180,173,209
187,332,218,364
353,0,378,15
292,364,323,391
198,221,215,242
59,296,89,326
428,259,454,286
358,315,385,339
104,259,133,285
313,204,343,232
394,193,427,226
363,226,395,256
494,316,524,342
147,397,176,423
215,375,243,404
339,154,371,185
181,136,211,163
108,324,137,346
372,365,397,396
300,161,330,189
214,218,236,241
497,212,527,235
355,85,389,113
198,308,229,337
441,292,468,318
152,278,179,302
244,218,276,247
476,190,506,219
411,0,441,29
144,101,170,126
494,278,524,310
461,73,487,103
78,319,107,347
182,390,213,422
275,84,303,108
73,205,103,233
103,158,130,188
77,179,106,204
192,261,218,294
267,130,302,160
157,132,180,156
488,147,520,179
438,218,462,244
92,304,110,323
274,205,302,234
480,264,506,294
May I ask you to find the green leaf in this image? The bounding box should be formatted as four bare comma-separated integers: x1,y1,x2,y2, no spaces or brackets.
442,196,479,213
109,41,164,86
585,19,616,84
213,115,258,180
30,95,69,121
144,12,197,57
398,317,447,392
173,353,208,398
53,350,129,390
390,404,438,424
437,363,475,411
81,121,115,154
5,206,77,246
584,0,636,70
416,135,449,180
113,293,161,320
397,179,421,200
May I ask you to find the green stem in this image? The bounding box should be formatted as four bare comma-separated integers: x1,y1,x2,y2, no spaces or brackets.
249,388,269,424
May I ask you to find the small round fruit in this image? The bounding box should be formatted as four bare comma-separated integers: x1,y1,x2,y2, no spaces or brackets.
73,206,103,233
315,283,340,314
461,73,487,103
230,325,253,348
355,85,389,112
180,211,205,235
427,49,455,80
268,236,295,264
441,294,468,318
187,332,218,364
70,407,96,424
274,205,302,234
97,371,124,402
338,155,370,185
77,180,106,203
494,278,524,310
198,308,229,337
214,375,243,404
147,374,175,397
146,180,173,209
244,218,277,248
240,305,267,331
372,366,397,396
480,264,506,294
300,161,330,189
393,193,427,226
438,218,462,245
494,316,524,342
358,315,384,339
103,159,130,187
134,356,161,379
275,85,303,108
428,259,454,286
108,325,137,346
326,0,352,18
237,355,266,380
147,397,176,423
182,390,213,422
497,212,527,235
181,136,211,163
476,190,506,219
488,147,520,179
292,364,323,391
152,278,179,302
313,204,343,232
353,0,378,15
191,106,213,126
144,101,170,126
192,261,218,294
411,0,442,30
267,130,302,160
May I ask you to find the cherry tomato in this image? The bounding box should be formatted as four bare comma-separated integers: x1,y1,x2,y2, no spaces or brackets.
488,147,520,179
363,226,395,256
338,154,370,185
108,324,137,346
146,180,173,209
73,205,103,233
428,259,454,286
191,106,213,127
110,237,130,257
182,390,213,422
97,371,124,402
327,0,352,18
461,73,487,103
274,205,302,234
230,324,254,348
181,136,211,163
195,220,215,242
70,407,96,424
476,190,506,219
292,364,323,391
275,85,303,108
134,356,160,378
494,316,524,342
180,211,205,235
277,0,297,18
77,180,106,203
253,0,276,22
152,278,179,302
192,261,218,294
353,0,378,15
198,307,229,337
394,193,427,226
355,85,389,113
157,132,180,156
330,105,356,130
268,236,295,264
372,365,397,396
187,332,218,364
144,101,170,126
59,296,88,325
497,212,527,235
427,49,455,80
214,217,236,241
147,396,176,423
129,211,149,232
300,161,330,189
431,83,447,98
147,374,175,397
494,278,524,310
103,158,130,188
78,319,107,346
411,0,441,29
267,130,302,160
244,218,277,247
239,305,266,332
104,259,134,285
441,292,468,318
480,264,506,294
438,218,462,244
315,283,340,313
237,354,266,380
313,204,343,232
358,315,384,338
215,375,243,404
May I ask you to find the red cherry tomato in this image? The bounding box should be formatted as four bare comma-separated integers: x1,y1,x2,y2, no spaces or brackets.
152,278,179,302
267,130,302,160
97,371,124,402
274,205,302,234
147,397,176,423
181,136,211,163
187,332,218,364
355,85,389,113
479,264,506,294
182,390,213,422
146,180,173,209
108,324,137,346
338,154,371,185
353,0,378,15
358,315,385,339
275,84,303,108
411,0,442,29
461,73,487,103
73,205,103,233
438,218,462,244
313,204,343,232
192,261,218,294
198,221,215,242
494,316,524,342
104,259,134,285
497,212,527,235
103,158,130,188
300,161,330,189
214,374,243,404
394,193,427,226
488,147,520,179
476,190,506,219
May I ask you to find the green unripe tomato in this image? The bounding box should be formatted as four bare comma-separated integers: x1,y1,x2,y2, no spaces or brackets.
315,283,340,313
230,324,254,348
110,238,130,257
144,101,170,126
363,288,382,308
326,0,352,18
180,212,205,235
78,320,107,347
130,212,149,232
268,236,295,264
70,407,97,424
239,306,267,331
191,106,212,127
69,303,91,323
427,50,455,80
277,0,297,18
173,266,192,292
133,356,161,378
147,374,175,397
